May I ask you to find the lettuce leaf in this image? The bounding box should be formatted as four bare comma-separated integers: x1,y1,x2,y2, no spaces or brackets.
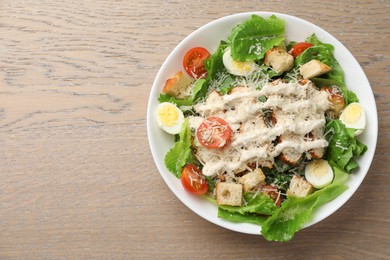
218,192,278,226
295,34,344,83
261,166,349,241
202,41,234,94
260,65,283,79
164,119,191,177
229,15,285,61
219,192,278,216
218,208,268,225
324,119,367,172
204,41,229,80
347,90,359,104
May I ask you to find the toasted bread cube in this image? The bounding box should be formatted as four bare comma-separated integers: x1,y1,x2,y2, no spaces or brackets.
216,182,243,206
287,175,314,198
299,60,332,79
238,168,266,192
162,71,194,99
264,47,294,73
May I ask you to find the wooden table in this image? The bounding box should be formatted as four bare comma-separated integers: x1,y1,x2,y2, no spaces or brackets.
1,0,389,258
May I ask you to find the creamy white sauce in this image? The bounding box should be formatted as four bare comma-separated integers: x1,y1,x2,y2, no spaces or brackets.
190,80,330,176
273,139,329,157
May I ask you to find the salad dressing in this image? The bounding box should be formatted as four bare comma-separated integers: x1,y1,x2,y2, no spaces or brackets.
190,80,331,176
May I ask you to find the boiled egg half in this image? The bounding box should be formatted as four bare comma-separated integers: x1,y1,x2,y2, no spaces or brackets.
339,102,366,136
156,102,184,135
223,49,257,76
305,159,334,189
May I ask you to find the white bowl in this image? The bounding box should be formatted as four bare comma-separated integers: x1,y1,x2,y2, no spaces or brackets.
147,12,378,235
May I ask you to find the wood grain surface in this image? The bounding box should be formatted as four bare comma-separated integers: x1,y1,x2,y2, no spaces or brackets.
0,0,389,259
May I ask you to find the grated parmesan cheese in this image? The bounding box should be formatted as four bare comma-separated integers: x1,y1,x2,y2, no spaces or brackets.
190,79,331,177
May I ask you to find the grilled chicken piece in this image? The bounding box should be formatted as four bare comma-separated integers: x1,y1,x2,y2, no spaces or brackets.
278,133,303,165
307,129,326,159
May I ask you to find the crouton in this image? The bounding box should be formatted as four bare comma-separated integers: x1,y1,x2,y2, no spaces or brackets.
264,47,294,73
238,168,266,192
287,175,314,198
299,60,332,79
216,182,243,206
162,71,194,99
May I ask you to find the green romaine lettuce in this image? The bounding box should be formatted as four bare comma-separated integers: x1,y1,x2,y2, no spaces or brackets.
229,15,285,61
260,65,282,79
203,41,235,95
204,41,229,80
218,208,268,225
346,90,359,104
164,119,192,177
261,165,349,242
324,120,367,173
219,192,278,216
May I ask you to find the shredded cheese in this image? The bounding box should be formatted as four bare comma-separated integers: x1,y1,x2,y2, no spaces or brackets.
189,79,331,177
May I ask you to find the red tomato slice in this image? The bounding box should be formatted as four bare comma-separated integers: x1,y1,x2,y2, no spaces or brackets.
262,185,282,208
290,42,314,58
196,117,232,149
181,164,208,195
183,47,210,78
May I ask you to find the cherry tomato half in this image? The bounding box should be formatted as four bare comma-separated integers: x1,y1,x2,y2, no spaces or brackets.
262,185,282,208
183,47,210,78
181,164,208,195
196,117,232,149
290,42,314,58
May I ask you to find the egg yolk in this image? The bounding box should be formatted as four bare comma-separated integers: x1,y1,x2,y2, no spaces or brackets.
343,104,362,124
309,160,328,177
232,60,252,73
158,105,178,126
